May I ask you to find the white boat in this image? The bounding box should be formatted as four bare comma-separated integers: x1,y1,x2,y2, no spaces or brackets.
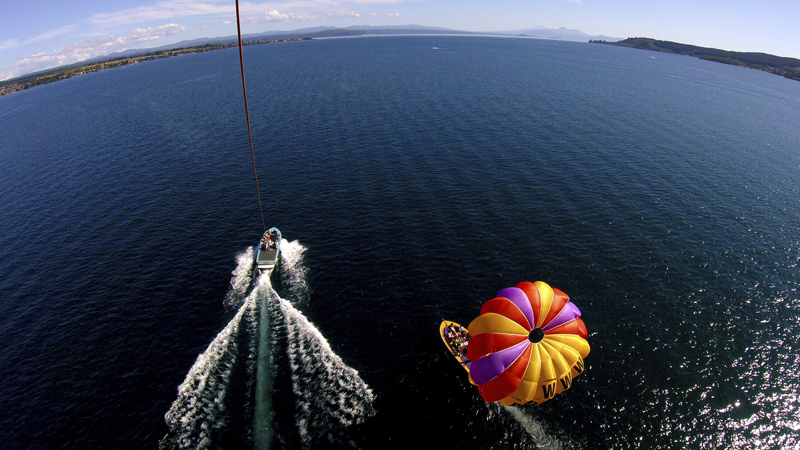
254,227,281,275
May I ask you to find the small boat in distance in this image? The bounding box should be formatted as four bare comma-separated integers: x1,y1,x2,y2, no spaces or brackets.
255,227,281,275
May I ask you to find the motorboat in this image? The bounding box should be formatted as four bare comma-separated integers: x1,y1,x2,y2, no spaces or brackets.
255,227,281,275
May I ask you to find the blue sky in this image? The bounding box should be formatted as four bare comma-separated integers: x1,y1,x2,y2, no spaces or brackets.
1,0,798,80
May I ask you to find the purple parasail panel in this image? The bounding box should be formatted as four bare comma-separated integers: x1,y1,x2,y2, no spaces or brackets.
495,287,535,330
543,301,582,331
469,340,529,385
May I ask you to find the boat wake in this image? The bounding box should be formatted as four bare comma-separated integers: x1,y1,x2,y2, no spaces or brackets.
160,240,375,449
276,240,310,305
502,405,578,450
225,247,257,309
159,249,260,450
271,285,376,447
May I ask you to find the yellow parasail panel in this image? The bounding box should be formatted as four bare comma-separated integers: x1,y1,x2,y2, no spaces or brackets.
542,341,573,394
468,312,528,336
543,334,591,359
501,342,543,405
534,281,554,328
532,344,558,403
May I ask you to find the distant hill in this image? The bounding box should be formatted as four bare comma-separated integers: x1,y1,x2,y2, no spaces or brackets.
498,26,621,42
122,24,618,56
592,37,800,82
32,25,619,71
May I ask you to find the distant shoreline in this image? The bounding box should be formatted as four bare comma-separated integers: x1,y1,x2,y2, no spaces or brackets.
0,38,311,97
4,33,799,97
591,37,800,82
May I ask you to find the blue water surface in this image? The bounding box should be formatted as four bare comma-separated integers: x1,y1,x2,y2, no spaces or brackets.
1,36,799,449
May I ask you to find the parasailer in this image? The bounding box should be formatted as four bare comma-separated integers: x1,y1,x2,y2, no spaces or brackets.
442,281,589,405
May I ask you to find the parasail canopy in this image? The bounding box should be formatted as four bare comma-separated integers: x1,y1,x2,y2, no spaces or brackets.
466,281,590,405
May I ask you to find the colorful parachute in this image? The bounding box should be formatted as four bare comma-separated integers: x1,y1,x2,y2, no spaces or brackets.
466,281,589,405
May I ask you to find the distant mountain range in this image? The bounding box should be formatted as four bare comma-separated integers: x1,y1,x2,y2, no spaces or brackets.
97,25,621,61
3,25,619,89
5,25,798,94
498,26,621,42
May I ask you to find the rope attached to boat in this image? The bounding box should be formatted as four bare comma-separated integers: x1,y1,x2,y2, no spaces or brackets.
235,0,266,232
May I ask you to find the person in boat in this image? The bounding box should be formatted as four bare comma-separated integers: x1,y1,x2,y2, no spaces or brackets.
267,230,278,248
447,324,461,345
444,323,470,361
445,324,455,341
457,341,469,360
460,327,470,342
453,336,469,361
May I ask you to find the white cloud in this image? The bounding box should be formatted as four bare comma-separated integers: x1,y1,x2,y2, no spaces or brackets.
328,10,362,18
89,0,231,27
251,9,360,23
126,24,186,43
2,24,185,80
0,25,78,52
26,25,81,44
257,10,291,22
1,0,404,79
0,39,21,51
86,0,388,28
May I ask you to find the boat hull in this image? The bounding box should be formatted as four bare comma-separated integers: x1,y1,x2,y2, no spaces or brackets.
255,227,281,275
440,321,471,371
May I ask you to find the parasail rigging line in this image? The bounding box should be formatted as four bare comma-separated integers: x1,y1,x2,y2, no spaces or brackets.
235,0,266,232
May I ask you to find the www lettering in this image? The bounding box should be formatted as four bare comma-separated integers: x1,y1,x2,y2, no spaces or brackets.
573,358,584,374
560,373,573,390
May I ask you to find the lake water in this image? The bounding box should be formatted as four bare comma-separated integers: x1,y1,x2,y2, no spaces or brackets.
1,35,799,449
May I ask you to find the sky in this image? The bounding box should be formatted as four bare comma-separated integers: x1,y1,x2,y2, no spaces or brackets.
1,0,798,81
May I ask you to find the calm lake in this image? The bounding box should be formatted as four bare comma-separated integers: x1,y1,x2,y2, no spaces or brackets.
1,35,799,449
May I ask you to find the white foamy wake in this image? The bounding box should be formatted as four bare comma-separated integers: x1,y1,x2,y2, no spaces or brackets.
502,405,576,450
277,239,310,303
265,244,375,445
225,247,255,309
159,279,262,450
162,240,374,449
271,292,376,446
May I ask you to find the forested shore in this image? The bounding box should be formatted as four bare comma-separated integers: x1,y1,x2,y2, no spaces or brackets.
591,37,800,82
0,38,310,97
